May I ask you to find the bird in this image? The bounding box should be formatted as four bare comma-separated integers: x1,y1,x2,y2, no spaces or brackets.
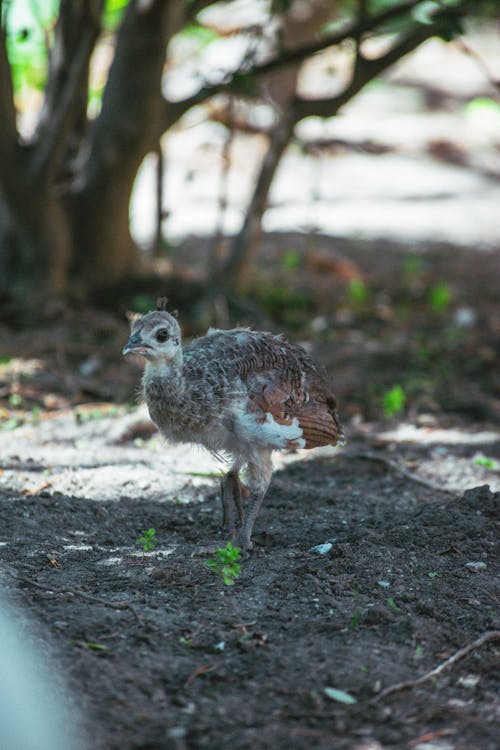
123,298,343,551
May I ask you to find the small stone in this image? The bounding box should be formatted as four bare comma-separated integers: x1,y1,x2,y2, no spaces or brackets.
167,727,187,739
310,542,333,555
377,580,390,588
457,674,479,689
465,561,487,571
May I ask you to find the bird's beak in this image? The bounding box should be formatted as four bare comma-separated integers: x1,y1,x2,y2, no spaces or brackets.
122,332,150,357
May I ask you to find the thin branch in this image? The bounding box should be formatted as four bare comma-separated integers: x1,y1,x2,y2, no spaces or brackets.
14,574,142,622
292,21,440,121
243,0,425,79
342,451,456,493
372,631,500,703
161,0,460,131
457,37,500,94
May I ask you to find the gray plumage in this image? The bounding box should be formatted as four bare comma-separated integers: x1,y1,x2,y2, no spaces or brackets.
123,300,343,550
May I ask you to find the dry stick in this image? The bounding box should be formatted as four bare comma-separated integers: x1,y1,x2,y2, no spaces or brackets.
344,450,455,493
457,37,500,94
372,631,500,703
16,575,142,623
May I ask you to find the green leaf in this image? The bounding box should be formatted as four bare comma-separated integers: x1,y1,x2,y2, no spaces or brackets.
324,687,357,705
474,454,499,470
428,282,452,313
381,384,406,417
282,250,301,271
77,641,107,651
178,23,220,47
411,1,441,25
0,417,21,431
347,279,370,304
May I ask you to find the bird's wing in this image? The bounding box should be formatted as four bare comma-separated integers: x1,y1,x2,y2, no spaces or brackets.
185,330,343,449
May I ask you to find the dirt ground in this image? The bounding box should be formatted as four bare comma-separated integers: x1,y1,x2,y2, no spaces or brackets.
0,236,499,749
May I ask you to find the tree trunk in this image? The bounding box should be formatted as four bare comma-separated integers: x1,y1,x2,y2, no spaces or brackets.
70,0,181,286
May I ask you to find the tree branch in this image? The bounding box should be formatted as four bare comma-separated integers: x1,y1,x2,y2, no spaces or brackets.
31,0,103,185
292,20,442,121
161,0,462,131
81,0,181,194
372,631,500,703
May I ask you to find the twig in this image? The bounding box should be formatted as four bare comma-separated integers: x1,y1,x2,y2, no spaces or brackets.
343,450,455,493
14,574,142,622
372,631,500,703
457,37,500,94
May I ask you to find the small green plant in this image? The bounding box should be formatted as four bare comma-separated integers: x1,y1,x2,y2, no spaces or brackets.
428,282,452,313
428,571,438,579
349,586,363,629
0,417,21,431
8,392,22,407
74,405,120,424
382,384,406,417
387,597,400,612
137,528,157,552
347,279,370,304
474,454,499,470
282,249,301,270
204,542,241,586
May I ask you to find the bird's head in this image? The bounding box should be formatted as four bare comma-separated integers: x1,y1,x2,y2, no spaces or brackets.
122,298,182,364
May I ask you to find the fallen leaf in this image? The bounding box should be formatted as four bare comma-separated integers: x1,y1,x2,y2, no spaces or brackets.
324,687,357,704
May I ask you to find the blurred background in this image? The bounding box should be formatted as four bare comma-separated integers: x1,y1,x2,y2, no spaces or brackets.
0,0,499,429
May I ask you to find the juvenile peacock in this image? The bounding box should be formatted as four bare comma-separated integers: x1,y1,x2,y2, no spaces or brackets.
123,298,343,551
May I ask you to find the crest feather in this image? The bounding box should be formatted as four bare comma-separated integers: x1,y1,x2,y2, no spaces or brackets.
156,297,169,311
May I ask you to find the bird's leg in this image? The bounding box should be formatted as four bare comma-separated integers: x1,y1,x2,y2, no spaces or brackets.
220,469,248,537
233,452,273,552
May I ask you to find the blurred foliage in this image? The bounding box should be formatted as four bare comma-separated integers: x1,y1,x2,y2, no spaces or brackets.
2,0,58,93
347,279,371,305
381,384,406,417
428,282,452,314
3,0,128,105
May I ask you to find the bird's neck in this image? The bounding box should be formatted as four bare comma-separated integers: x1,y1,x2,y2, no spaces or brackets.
143,351,185,401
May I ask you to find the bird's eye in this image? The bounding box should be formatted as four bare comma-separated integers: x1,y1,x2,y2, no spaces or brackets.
155,328,169,342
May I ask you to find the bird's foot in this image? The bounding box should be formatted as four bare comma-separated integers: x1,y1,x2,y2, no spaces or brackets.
231,530,253,554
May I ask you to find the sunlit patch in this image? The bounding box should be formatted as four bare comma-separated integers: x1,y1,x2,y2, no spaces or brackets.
0,357,44,377
377,424,499,445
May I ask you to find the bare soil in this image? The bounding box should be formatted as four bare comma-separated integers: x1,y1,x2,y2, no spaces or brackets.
0,444,499,750
0,235,499,749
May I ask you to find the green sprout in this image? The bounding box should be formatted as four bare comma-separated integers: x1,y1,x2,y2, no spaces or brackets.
347,279,370,304
382,384,406,417
282,249,301,271
204,542,241,586
428,282,452,313
474,454,499,470
137,528,157,552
